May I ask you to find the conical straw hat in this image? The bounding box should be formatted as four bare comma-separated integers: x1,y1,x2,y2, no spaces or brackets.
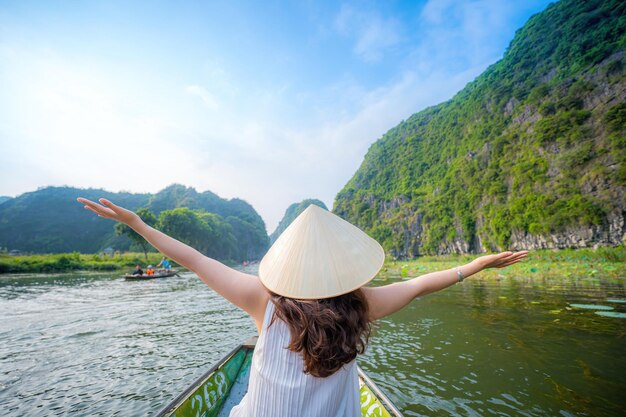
259,205,385,299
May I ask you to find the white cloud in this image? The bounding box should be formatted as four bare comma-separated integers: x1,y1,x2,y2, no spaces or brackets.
334,5,402,62
415,0,520,71
185,84,220,109
421,0,454,23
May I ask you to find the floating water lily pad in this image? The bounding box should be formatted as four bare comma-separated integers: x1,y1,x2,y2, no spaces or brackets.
606,299,626,304
569,304,614,311
595,311,626,319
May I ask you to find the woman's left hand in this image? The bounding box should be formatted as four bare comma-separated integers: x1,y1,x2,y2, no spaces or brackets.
473,251,529,269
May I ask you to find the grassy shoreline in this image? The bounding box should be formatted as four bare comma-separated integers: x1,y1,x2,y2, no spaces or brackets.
0,252,179,274
1,247,624,276
382,247,626,281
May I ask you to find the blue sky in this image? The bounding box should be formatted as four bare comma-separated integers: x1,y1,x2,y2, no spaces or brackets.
0,0,553,232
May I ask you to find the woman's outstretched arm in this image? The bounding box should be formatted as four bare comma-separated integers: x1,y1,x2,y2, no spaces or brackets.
77,198,269,325
361,251,528,321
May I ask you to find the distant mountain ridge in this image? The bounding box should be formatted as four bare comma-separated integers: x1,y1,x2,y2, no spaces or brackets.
270,199,328,243
334,0,626,256
0,184,269,259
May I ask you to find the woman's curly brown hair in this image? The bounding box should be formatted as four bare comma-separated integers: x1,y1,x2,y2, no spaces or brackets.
270,289,371,378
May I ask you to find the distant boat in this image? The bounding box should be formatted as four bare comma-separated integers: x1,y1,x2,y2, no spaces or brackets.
123,270,179,280
155,337,403,417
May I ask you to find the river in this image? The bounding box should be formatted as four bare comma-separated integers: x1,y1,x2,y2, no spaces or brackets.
0,266,624,416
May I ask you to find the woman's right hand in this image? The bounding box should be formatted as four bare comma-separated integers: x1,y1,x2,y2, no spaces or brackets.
77,198,140,226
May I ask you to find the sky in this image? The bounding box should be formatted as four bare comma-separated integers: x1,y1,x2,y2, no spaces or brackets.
0,0,553,233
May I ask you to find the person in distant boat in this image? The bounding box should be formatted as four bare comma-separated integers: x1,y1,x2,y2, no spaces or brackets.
77,197,528,417
131,265,144,276
157,256,171,272
146,265,154,276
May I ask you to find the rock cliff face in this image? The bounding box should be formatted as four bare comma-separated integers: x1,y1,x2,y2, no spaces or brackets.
348,195,624,258
334,0,626,257
438,209,625,254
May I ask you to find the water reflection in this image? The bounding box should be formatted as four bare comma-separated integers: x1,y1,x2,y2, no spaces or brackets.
362,273,626,417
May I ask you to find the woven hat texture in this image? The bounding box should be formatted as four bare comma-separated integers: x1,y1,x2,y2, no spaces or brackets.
259,204,385,299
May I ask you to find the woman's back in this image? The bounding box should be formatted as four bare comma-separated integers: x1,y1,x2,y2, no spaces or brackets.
229,300,361,417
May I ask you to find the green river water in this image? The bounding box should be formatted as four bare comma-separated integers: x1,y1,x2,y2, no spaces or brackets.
0,266,624,416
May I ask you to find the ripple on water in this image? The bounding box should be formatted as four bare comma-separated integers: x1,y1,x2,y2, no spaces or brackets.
0,272,256,416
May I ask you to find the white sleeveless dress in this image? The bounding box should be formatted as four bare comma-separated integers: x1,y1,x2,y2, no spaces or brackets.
229,300,361,417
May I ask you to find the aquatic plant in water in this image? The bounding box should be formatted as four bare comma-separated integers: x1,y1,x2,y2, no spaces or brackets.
569,304,614,310
594,311,626,318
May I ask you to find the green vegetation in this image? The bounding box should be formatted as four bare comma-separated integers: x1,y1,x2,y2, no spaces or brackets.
0,184,269,262
334,0,626,256
158,207,237,260
0,252,176,274
4,246,623,276
0,187,150,254
381,247,626,282
270,199,328,243
115,208,158,260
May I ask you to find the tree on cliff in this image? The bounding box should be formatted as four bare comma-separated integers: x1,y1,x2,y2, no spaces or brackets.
156,208,237,261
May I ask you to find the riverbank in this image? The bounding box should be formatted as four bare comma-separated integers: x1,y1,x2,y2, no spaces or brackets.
0,252,178,274
383,246,626,281
2,247,624,276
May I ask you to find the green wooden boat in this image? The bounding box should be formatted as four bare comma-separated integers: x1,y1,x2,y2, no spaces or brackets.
155,337,403,417
123,270,179,280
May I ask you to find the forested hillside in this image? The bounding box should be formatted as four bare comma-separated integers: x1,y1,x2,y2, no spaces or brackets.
334,0,625,257
0,185,268,261
270,199,328,243
144,184,268,261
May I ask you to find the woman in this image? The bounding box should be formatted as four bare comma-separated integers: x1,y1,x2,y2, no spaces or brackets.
77,197,527,416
